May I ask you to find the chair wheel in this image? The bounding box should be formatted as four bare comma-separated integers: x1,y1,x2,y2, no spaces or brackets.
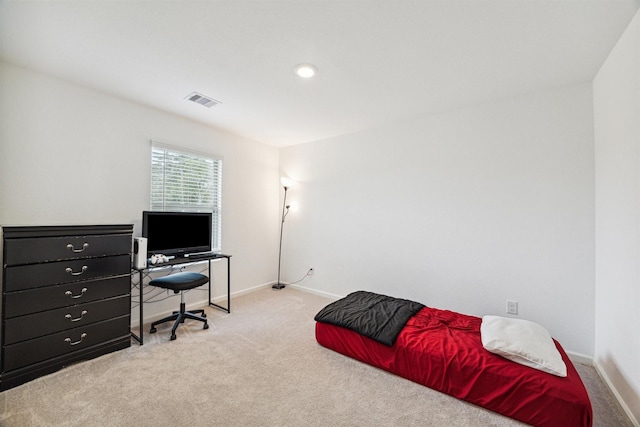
203,323,209,329
202,313,207,318
170,334,177,341
150,327,157,334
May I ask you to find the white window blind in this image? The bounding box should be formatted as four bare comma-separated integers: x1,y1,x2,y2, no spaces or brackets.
151,143,222,250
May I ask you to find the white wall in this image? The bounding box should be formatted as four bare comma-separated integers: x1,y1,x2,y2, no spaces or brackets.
280,84,595,356
594,9,640,424
0,62,281,324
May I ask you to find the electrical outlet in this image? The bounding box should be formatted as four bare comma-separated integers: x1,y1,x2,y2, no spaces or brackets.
506,300,518,315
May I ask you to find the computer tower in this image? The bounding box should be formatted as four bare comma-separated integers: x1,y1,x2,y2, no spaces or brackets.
133,237,147,269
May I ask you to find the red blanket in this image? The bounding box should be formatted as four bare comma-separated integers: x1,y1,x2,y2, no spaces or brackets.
316,306,592,427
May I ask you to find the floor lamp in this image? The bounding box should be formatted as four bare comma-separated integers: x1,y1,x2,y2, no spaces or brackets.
273,177,295,290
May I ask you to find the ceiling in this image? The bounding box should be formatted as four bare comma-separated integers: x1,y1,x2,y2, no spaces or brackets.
1,1,638,148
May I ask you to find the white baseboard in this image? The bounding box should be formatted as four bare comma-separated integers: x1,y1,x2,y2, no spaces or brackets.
593,360,640,427
289,283,342,300
225,281,272,299
560,352,639,426
131,281,275,328
566,350,593,366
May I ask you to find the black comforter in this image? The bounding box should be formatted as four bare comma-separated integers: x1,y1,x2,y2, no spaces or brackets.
314,291,425,346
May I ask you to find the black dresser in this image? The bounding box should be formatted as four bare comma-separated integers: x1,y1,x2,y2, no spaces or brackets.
1,224,133,390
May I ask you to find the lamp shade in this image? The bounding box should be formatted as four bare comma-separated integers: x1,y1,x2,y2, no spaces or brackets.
280,176,296,188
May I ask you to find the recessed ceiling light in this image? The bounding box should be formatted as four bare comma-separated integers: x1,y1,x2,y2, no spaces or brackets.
294,64,317,78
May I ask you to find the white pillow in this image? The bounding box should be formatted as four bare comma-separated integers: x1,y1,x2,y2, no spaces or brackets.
480,315,567,377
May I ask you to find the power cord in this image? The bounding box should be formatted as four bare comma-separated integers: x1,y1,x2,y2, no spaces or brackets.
287,268,314,285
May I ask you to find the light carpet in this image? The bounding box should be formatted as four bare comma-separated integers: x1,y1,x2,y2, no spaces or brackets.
0,287,632,426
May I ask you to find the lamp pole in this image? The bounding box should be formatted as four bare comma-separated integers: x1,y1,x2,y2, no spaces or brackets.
273,185,290,290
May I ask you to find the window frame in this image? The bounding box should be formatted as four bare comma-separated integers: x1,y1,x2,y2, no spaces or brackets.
150,141,223,251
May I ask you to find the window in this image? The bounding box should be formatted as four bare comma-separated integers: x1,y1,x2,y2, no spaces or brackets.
150,143,222,250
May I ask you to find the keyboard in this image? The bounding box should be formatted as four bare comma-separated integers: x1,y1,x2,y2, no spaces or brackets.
186,252,221,259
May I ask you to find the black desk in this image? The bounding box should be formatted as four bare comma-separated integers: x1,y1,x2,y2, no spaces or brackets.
131,253,231,345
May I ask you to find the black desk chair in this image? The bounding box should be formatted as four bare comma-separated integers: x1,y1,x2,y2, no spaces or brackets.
149,272,209,341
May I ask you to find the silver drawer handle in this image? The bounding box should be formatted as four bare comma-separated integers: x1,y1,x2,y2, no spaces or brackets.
65,288,88,299
67,242,89,253
65,266,88,276
65,310,88,322
64,333,87,346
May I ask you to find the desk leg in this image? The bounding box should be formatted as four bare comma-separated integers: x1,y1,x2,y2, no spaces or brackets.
131,270,144,345
209,256,231,313
208,259,212,306
139,270,144,344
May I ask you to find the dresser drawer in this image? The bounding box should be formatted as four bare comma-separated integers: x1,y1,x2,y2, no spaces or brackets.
4,275,130,318
4,295,130,344
4,233,131,266
3,315,130,371
3,255,130,292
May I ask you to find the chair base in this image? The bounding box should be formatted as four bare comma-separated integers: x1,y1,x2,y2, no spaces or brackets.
150,302,208,341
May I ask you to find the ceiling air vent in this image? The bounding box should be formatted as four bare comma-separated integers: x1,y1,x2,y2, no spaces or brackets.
185,92,221,108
